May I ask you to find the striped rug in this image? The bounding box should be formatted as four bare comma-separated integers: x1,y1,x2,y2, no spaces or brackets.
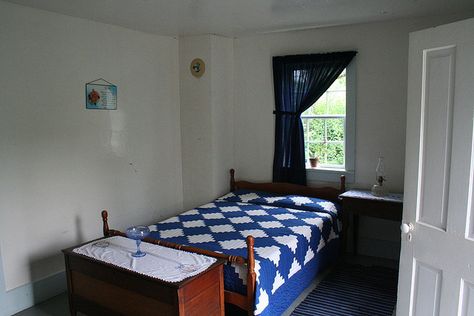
291,264,398,316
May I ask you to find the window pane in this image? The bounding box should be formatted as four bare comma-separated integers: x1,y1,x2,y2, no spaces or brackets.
326,143,344,166
308,142,326,161
307,143,316,159
303,97,326,116
327,91,345,114
328,70,346,91
326,118,344,141
308,118,324,142
316,143,326,163
315,96,328,115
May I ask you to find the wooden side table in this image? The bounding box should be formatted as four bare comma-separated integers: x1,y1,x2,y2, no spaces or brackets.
339,189,403,255
63,238,225,316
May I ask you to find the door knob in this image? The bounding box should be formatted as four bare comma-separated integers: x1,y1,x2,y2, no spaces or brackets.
401,222,414,234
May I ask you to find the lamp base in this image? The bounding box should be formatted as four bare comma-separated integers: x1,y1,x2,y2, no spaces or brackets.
371,184,386,197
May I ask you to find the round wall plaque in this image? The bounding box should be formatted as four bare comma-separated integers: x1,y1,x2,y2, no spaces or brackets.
190,58,205,78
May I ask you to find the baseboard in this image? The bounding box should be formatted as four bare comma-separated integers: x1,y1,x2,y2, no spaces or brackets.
0,271,66,316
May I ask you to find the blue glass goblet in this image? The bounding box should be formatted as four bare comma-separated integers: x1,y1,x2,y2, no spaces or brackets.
125,226,150,258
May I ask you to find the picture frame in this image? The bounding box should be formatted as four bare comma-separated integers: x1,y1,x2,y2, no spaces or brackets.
85,79,117,110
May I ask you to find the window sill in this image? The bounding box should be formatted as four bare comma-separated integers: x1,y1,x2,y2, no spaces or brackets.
306,167,354,184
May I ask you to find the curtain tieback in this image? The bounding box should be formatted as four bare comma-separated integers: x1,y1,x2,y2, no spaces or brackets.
273,110,300,116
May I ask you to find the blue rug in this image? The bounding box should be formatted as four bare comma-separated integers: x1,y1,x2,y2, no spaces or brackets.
291,264,398,316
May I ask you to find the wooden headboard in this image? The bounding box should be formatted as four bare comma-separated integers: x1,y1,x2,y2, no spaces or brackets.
229,169,345,203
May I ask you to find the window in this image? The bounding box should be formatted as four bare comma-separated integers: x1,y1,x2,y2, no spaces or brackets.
302,62,355,182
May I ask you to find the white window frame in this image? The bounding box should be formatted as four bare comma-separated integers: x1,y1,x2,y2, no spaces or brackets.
305,60,356,184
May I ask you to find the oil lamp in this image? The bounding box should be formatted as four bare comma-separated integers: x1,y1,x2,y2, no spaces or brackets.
371,156,386,197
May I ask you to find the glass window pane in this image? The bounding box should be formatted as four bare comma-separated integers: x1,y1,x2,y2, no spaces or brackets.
326,143,344,166
315,96,327,115
319,143,328,164
307,143,316,160
308,118,324,142
327,91,346,114
307,142,326,162
302,96,326,116
326,118,344,141
327,70,346,92
302,118,308,135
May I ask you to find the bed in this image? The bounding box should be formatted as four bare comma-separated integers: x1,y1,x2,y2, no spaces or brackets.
101,169,345,316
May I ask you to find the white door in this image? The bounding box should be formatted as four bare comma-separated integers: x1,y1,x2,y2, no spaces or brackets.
397,18,474,316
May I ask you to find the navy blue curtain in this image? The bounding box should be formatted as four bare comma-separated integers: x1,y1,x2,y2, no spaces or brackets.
272,51,357,185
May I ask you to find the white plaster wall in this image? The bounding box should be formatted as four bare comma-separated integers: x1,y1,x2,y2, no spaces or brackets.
234,15,472,191
210,36,234,198
179,35,234,209
232,14,472,259
0,2,182,290
179,35,213,209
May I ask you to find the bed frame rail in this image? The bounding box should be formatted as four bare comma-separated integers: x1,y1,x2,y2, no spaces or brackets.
230,169,345,203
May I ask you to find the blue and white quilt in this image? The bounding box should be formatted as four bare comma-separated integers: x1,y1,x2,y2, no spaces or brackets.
147,190,341,315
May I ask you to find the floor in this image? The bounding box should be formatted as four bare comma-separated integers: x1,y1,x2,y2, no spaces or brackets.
283,254,399,316
15,255,398,316
14,293,69,316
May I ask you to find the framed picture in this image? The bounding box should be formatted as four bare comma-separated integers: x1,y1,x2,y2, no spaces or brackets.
85,79,117,110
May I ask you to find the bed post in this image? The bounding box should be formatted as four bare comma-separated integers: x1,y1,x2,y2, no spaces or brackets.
101,210,110,237
340,175,346,193
230,168,236,192
246,235,256,316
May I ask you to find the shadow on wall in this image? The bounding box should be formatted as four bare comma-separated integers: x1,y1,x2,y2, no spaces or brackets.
28,213,86,282
23,218,86,312
13,214,91,314
75,215,85,245
28,253,64,282
28,253,66,304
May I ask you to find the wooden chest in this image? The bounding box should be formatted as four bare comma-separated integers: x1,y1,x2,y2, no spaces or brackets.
63,242,225,316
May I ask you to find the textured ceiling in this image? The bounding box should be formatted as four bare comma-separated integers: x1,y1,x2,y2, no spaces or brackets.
5,0,474,36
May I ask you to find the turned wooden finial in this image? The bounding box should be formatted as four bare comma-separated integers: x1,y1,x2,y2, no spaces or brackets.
101,210,109,237
230,169,236,192
246,235,255,262
340,175,346,193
